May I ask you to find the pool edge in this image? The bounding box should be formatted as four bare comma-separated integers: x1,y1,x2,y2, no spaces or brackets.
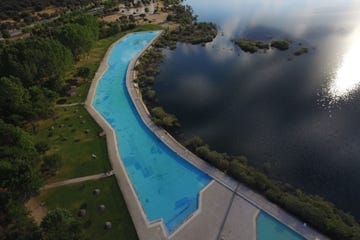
85,31,171,240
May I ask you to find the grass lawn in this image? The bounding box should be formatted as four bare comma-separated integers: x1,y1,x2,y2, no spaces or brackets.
30,24,164,239
32,105,112,182
39,176,138,240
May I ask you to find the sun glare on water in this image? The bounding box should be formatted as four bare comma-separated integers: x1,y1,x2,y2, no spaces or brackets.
329,32,360,98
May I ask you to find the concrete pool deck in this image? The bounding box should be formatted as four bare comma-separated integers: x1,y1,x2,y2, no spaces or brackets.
85,31,330,240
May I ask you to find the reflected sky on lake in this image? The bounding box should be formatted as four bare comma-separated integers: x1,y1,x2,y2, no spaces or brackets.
330,28,360,98
188,0,360,100
155,0,360,218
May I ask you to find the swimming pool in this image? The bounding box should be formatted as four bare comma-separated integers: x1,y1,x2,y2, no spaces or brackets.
92,31,211,233
257,212,306,240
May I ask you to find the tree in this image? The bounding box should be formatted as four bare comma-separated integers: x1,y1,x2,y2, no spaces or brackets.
41,208,82,240
55,23,96,58
41,154,62,177
151,107,179,127
0,38,73,90
28,86,57,119
73,13,99,41
1,29,10,38
0,76,31,123
0,77,57,124
0,194,40,240
0,120,42,201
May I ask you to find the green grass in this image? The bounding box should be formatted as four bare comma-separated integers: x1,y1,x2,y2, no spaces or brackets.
39,177,138,240
30,24,164,238
32,105,111,182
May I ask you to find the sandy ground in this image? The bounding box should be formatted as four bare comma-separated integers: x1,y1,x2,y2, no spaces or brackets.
36,7,59,16
101,1,169,27
25,197,47,225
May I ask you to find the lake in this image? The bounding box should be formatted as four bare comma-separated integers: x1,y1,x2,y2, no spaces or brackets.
154,0,360,218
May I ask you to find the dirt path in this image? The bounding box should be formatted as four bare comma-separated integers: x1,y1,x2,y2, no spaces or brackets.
42,170,114,190
55,102,83,108
26,171,114,224
25,198,47,225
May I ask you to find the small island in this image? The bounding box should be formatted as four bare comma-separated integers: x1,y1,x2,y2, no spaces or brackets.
234,38,311,59
234,38,291,53
294,47,308,56
233,39,269,53
270,39,290,50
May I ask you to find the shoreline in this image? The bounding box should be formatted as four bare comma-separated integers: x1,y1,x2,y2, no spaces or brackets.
126,35,330,240
85,31,329,240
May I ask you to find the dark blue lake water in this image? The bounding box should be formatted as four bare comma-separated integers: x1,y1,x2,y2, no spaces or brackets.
154,0,360,218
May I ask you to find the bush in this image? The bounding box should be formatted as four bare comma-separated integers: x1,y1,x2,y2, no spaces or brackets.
234,39,269,53
76,67,90,78
294,47,308,56
35,141,50,153
151,107,178,128
41,154,62,176
271,40,290,50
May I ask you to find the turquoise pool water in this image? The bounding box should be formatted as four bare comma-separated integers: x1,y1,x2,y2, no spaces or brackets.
92,31,211,233
257,212,306,240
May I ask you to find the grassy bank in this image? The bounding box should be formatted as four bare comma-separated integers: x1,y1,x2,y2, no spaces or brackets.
39,177,138,240
31,105,111,182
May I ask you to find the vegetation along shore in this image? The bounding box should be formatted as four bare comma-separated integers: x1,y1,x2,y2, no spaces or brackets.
134,2,360,240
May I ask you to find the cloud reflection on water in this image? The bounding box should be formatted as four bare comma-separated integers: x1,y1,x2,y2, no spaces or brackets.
329,28,360,98
157,0,360,217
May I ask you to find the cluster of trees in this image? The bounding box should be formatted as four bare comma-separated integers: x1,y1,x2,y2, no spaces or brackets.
183,136,360,240
234,38,270,53
0,0,105,21
0,38,73,124
0,119,42,239
270,39,290,50
0,11,102,239
151,107,179,128
162,22,217,46
167,3,196,25
234,38,310,56
294,47,308,56
53,12,99,59
134,48,180,128
234,38,291,53
99,15,137,39
158,3,217,49
40,208,82,240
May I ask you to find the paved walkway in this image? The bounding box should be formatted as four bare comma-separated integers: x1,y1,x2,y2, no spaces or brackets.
55,102,84,108
85,32,330,240
42,171,114,190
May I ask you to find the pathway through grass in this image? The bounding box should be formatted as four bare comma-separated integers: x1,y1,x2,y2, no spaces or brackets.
39,177,138,240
